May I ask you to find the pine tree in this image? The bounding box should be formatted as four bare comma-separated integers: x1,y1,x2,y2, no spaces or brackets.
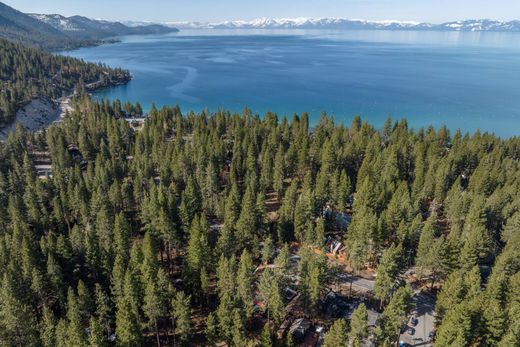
114,212,131,260
185,214,210,293
435,298,480,347
88,317,107,347
483,298,506,345
40,306,57,347
217,291,234,344
205,312,219,347
416,213,448,287
377,286,414,345
275,243,290,273
172,291,191,345
273,145,285,200
66,288,87,347
323,319,348,347
236,250,254,319
236,185,258,249
143,279,166,346
94,283,112,341
294,189,313,242
259,323,272,347
258,268,285,324
262,236,274,264
115,273,142,347
349,304,368,347
231,308,246,347
374,243,403,307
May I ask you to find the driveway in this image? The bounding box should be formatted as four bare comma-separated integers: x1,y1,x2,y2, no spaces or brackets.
400,293,435,346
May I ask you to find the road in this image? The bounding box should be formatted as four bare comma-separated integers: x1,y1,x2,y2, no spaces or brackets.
336,273,375,291
400,293,435,346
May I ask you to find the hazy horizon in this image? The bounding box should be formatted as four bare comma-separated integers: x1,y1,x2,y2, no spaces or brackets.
3,0,520,24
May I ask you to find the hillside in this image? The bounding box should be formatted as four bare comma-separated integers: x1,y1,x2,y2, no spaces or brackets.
30,13,179,41
0,100,520,346
0,1,178,50
0,1,84,50
0,38,130,128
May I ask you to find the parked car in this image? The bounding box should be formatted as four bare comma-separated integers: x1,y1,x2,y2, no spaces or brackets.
407,327,415,335
429,331,436,340
410,316,418,326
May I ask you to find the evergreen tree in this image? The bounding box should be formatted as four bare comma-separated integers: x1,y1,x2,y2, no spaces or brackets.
259,323,272,347
40,306,57,347
205,312,219,347
172,291,192,346
349,303,368,347
115,279,142,347
374,243,403,307
237,250,254,319
323,319,348,347
88,317,107,347
377,286,414,345
143,279,166,346
66,288,87,347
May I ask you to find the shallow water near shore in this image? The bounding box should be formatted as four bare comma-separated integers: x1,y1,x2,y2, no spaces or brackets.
64,29,520,137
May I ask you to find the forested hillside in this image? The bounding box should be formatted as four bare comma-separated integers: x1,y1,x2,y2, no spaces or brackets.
30,14,179,41
0,97,519,346
0,38,130,127
0,2,178,51
0,1,89,50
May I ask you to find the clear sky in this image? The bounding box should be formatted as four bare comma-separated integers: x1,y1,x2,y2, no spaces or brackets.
4,0,520,23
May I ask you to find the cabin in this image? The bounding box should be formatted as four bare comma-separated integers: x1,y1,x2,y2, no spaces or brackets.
284,287,298,302
345,300,381,327
289,318,311,342
322,290,349,318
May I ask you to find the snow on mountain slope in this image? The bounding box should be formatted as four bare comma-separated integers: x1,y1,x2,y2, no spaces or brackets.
29,14,179,40
30,14,82,32
166,17,520,32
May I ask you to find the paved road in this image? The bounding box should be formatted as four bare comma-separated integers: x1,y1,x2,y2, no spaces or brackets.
400,293,435,346
336,273,375,291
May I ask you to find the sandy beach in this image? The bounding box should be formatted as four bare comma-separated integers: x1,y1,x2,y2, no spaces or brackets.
0,97,71,141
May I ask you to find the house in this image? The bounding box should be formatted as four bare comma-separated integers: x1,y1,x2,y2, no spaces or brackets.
289,318,312,342
277,317,294,339
284,287,298,302
345,300,381,327
322,290,349,318
35,164,53,179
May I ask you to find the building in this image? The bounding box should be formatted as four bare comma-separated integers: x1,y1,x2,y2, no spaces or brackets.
289,318,312,342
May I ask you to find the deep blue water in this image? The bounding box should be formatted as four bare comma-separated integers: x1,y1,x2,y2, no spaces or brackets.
65,29,520,137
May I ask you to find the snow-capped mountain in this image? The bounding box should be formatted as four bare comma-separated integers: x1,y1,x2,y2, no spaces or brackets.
437,19,520,32
30,14,82,32
166,17,520,32
29,13,178,40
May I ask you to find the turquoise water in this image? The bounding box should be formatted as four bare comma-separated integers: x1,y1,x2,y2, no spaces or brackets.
65,29,520,137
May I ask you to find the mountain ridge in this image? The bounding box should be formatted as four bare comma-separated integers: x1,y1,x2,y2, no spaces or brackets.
163,17,520,32
0,1,77,50
0,1,179,50
30,13,179,41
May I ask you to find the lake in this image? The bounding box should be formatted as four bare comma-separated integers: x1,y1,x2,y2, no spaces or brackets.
64,29,520,137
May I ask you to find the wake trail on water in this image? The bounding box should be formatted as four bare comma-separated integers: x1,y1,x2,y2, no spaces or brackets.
168,66,200,103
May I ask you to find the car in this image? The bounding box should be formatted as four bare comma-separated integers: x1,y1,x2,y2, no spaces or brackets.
410,316,418,326
400,325,407,334
406,327,415,335
429,331,436,340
